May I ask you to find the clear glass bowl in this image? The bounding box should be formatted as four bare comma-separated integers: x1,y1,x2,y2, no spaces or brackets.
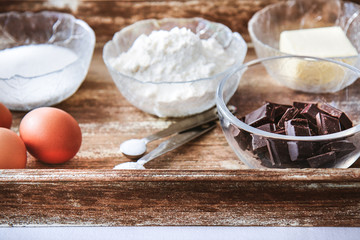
248,0,360,93
103,17,247,117
0,11,96,111
216,55,360,169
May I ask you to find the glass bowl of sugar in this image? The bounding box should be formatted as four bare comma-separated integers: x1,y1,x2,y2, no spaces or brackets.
248,0,360,93
0,11,95,111
103,17,247,117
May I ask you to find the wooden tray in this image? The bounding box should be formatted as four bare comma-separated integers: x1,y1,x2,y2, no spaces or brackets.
1,0,360,227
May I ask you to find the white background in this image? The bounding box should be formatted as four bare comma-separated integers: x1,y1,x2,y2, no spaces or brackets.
1,227,360,240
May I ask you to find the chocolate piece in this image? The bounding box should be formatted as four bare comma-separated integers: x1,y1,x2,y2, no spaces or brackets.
317,103,353,130
285,119,312,136
250,123,276,153
266,129,291,166
284,119,314,161
307,151,337,168
317,102,342,118
277,107,300,129
233,127,250,151
288,141,314,161
271,102,292,122
300,103,322,125
267,141,290,166
339,113,353,130
316,113,341,135
319,140,356,158
244,102,276,127
293,101,313,111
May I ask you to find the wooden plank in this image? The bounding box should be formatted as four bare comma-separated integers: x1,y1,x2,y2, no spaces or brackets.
2,0,360,44
1,169,360,226
1,0,360,227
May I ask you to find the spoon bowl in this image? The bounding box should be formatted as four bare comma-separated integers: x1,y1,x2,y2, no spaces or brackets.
119,138,147,159
118,107,227,159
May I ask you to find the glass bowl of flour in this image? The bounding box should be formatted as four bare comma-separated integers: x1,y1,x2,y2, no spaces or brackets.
103,18,247,117
0,11,95,111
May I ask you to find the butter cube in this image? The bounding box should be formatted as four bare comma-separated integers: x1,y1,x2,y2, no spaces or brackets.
278,27,358,93
279,26,358,57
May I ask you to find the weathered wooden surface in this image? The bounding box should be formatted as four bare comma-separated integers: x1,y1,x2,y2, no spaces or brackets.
1,169,360,226
1,0,360,227
1,0,359,45
2,46,360,227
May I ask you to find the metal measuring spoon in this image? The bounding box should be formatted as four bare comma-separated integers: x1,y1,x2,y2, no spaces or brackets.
119,106,235,159
114,122,217,170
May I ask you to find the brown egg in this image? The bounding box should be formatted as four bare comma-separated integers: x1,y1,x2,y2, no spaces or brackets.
19,107,82,164
0,128,27,169
0,103,12,129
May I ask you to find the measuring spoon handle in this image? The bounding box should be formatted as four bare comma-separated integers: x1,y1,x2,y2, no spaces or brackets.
137,122,217,167
144,106,235,143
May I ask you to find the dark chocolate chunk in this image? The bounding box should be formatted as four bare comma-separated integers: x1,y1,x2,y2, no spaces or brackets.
316,113,341,135
307,151,337,168
317,102,343,118
271,102,292,123
284,119,314,161
317,103,353,130
267,139,290,166
288,141,314,161
244,102,276,128
250,123,276,153
285,119,312,136
300,103,322,125
339,113,353,130
233,125,250,151
319,140,356,158
277,107,300,129
293,101,313,111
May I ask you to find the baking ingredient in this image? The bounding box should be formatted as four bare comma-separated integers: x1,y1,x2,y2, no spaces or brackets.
109,27,236,117
0,103,12,128
235,101,355,168
19,107,82,164
119,139,147,159
279,26,358,57
110,27,235,82
0,44,78,78
279,27,358,92
0,128,27,169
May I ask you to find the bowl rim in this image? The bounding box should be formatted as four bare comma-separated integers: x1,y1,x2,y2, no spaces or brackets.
216,55,360,141
102,17,247,85
247,0,360,60
0,10,96,81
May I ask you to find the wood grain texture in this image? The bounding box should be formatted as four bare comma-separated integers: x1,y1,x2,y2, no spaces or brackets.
1,169,360,226
1,0,360,227
2,0,359,45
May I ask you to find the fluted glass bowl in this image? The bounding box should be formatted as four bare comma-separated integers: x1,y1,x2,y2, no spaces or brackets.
248,0,360,93
0,11,95,111
216,56,360,169
103,17,247,117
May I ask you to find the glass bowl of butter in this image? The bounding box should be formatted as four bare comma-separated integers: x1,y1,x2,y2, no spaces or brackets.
0,11,95,111
103,17,247,117
248,0,360,93
216,55,360,169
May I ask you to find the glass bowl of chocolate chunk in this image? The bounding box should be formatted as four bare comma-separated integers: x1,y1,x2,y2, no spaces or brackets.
216,55,360,168
248,0,360,93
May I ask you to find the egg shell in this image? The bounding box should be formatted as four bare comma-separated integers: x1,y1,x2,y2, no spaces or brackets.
19,107,82,164
0,103,12,129
0,128,27,169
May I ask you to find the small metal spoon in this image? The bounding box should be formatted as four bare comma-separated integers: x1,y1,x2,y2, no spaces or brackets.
119,106,235,159
114,122,216,170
